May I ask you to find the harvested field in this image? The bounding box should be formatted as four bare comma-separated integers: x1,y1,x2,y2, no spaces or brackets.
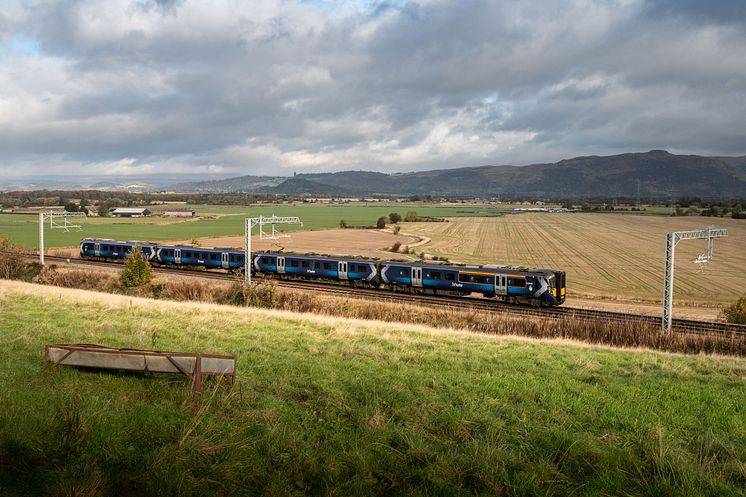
404,213,746,307
183,229,415,259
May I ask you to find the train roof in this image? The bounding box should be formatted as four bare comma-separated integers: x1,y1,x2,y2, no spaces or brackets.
253,251,381,263
382,261,559,276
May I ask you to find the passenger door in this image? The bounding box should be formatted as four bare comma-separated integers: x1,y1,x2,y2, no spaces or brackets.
495,274,507,296
94,242,100,257
174,248,181,264
338,261,348,280
277,257,285,274
221,252,229,269
411,267,423,287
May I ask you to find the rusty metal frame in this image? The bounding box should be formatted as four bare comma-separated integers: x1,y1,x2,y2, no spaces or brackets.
44,344,236,396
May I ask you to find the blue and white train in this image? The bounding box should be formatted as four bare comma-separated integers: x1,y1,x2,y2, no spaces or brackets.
80,238,566,306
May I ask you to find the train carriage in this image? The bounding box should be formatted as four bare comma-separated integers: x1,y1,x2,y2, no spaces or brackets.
80,238,155,261
253,252,378,286
154,245,244,269
381,261,565,305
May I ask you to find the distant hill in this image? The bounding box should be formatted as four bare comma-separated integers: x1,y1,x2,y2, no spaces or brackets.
162,151,746,198
268,177,353,196
167,175,284,193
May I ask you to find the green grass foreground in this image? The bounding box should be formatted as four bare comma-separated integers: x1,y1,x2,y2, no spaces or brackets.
0,286,744,496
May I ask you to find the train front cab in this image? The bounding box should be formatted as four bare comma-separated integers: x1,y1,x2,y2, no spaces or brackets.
551,271,566,304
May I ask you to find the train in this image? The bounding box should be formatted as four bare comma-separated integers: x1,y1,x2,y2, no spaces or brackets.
80,238,566,306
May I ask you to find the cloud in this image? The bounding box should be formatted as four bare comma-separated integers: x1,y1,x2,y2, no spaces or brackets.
0,0,744,179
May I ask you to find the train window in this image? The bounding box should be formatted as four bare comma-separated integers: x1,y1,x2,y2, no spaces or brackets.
261,257,269,264
290,260,299,267
314,262,321,269
323,262,332,270
302,261,309,268
431,272,441,280
508,278,526,287
445,273,455,281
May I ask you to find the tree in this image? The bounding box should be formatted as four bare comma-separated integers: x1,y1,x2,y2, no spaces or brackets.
339,219,348,229
121,245,152,287
388,212,402,224
722,296,746,324
376,216,387,229
404,211,419,222
63,202,78,213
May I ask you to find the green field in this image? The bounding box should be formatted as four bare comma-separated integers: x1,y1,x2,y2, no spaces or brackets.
0,282,744,496
1,203,510,248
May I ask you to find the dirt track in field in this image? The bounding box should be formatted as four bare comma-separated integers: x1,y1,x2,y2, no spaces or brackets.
185,229,415,259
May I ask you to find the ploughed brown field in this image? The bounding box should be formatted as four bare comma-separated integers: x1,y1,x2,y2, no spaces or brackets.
401,213,746,314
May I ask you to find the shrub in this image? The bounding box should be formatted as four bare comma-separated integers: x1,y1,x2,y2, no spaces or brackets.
376,216,387,229
390,242,402,253
0,237,40,281
404,211,419,222
339,219,348,229
220,279,249,306
722,296,746,324
121,246,153,288
393,225,401,235
36,267,120,292
389,212,402,223
245,281,277,308
0,237,26,280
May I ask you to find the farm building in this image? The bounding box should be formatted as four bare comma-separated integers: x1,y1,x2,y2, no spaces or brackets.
109,208,151,217
163,211,195,217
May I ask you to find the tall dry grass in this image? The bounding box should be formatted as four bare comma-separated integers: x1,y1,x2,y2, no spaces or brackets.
29,267,746,356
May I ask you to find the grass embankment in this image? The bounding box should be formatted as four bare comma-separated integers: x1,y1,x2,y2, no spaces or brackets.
0,281,744,496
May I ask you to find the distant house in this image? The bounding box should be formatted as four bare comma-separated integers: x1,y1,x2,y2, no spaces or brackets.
110,208,151,217
163,211,195,217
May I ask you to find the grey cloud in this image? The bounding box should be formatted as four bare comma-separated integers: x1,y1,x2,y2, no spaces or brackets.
0,0,745,179
644,0,746,26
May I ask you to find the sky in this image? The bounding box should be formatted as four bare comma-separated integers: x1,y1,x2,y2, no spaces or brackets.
1,0,745,180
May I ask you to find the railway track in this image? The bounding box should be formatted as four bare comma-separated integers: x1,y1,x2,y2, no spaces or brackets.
33,255,746,337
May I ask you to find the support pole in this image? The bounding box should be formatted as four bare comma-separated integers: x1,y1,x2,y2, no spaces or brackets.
662,233,675,332
661,227,727,333
39,213,45,265
245,218,251,286
244,215,301,286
